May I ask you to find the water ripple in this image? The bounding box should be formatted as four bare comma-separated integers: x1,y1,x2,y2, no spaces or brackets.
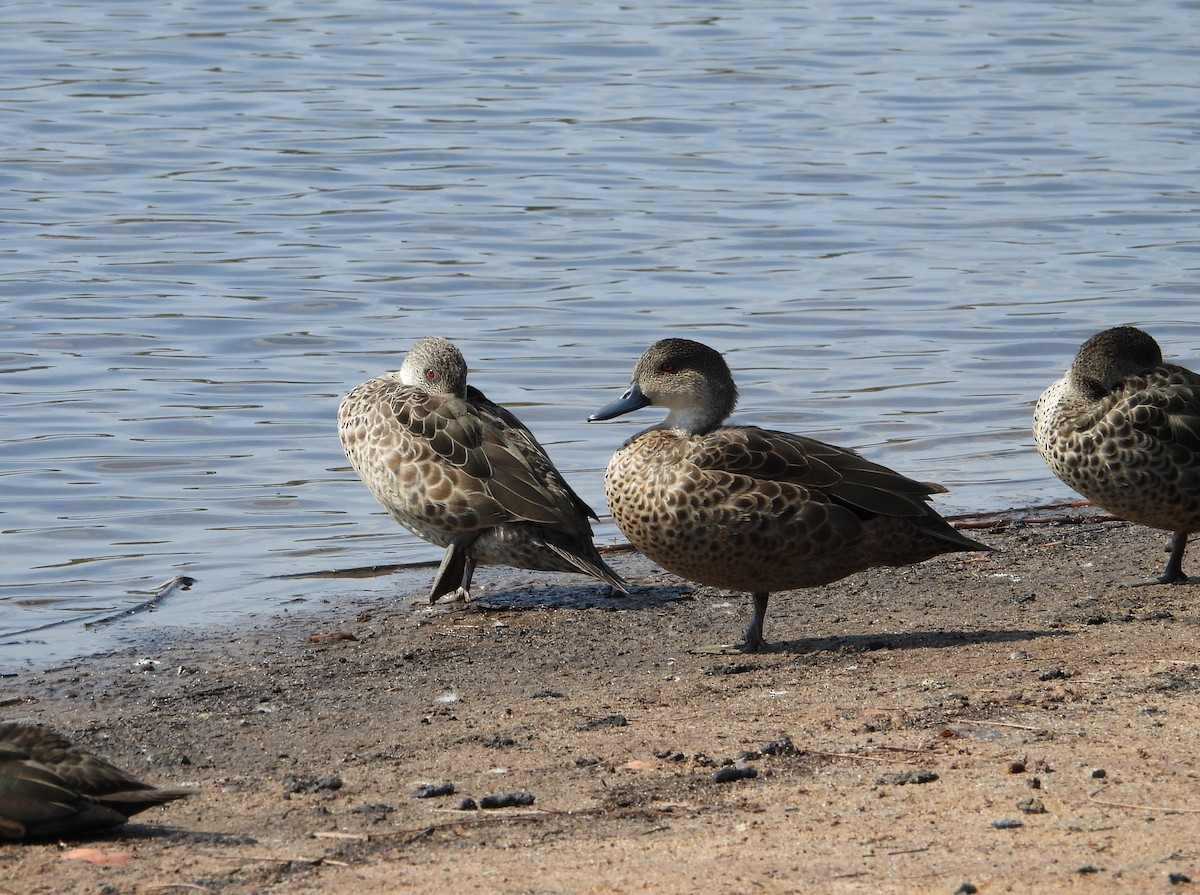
2,0,1198,664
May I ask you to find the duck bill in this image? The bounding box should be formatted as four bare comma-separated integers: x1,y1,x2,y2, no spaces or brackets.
589,384,651,421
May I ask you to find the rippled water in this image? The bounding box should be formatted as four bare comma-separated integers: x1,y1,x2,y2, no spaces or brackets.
2,0,1198,667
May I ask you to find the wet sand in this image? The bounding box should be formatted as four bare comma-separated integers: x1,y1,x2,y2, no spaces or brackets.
4,509,1200,894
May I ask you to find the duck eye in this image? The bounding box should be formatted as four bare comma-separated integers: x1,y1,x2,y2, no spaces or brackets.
660,362,676,374
424,367,438,381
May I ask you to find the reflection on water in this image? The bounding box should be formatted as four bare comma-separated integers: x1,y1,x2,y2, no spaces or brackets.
1,0,1198,665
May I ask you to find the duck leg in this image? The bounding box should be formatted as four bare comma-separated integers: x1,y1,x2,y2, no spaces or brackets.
1123,531,1191,587
1159,531,1190,584
428,537,479,604
693,591,771,654
741,592,770,653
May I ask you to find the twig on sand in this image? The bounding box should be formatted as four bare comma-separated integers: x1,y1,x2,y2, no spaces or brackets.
1088,788,1200,814
84,576,196,628
887,842,933,856
952,718,1050,733
209,852,331,865
387,803,674,845
948,501,1118,531
805,748,919,765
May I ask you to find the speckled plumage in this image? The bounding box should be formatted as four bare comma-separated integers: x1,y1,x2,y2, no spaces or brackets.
338,336,626,601
1034,326,1200,583
0,722,191,840
590,338,990,652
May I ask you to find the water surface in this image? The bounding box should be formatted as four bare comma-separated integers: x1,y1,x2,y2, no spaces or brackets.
2,0,1198,666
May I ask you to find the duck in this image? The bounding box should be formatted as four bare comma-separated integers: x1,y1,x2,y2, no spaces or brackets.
589,337,990,652
1034,325,1200,584
0,721,191,840
339,336,627,602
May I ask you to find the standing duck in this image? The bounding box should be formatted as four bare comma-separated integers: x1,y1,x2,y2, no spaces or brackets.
1034,325,1200,584
339,336,627,602
589,338,990,652
0,722,191,839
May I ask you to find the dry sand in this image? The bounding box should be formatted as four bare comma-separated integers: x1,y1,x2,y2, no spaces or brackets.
4,508,1200,894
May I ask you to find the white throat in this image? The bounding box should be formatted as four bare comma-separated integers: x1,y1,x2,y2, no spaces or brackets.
661,405,714,433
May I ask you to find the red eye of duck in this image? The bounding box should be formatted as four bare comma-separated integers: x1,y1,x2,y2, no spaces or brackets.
660,361,676,373
424,367,438,381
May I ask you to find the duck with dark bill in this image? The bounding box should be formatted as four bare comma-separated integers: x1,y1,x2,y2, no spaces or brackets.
590,338,990,653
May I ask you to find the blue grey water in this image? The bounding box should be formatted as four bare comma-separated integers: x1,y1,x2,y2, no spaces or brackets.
2,0,1198,667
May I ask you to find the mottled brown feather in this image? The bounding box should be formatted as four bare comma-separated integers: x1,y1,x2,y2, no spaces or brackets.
0,722,190,840
339,337,626,600
1034,326,1200,582
591,338,989,651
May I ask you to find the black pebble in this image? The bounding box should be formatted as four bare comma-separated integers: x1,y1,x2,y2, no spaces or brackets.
653,748,686,762
282,773,343,794
712,764,757,784
761,734,797,756
882,769,939,786
348,803,394,816
414,782,456,799
479,791,536,809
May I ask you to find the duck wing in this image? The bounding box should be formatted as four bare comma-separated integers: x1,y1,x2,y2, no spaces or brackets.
467,386,599,522
0,724,152,794
697,427,943,520
1117,367,1200,453
381,382,588,527
0,724,190,839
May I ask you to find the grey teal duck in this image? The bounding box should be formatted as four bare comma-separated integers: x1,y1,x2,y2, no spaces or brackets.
0,722,191,839
339,336,627,602
589,338,990,652
1034,325,1200,584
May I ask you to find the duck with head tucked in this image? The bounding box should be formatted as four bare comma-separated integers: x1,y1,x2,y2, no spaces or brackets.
0,722,191,840
339,336,627,603
589,338,990,653
1034,325,1200,584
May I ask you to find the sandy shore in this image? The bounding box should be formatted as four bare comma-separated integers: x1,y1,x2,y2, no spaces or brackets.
4,508,1200,894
